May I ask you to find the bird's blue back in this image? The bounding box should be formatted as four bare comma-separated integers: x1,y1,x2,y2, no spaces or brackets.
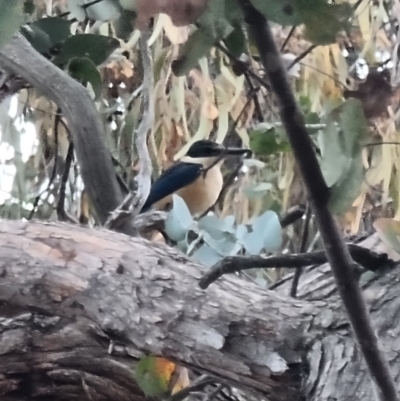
140,162,203,213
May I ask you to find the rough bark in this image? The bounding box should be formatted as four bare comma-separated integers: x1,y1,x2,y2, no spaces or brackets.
0,219,398,401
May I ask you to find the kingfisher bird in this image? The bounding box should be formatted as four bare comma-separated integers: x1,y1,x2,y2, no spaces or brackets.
141,140,251,216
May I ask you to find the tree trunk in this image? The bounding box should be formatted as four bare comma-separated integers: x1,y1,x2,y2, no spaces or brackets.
0,220,398,401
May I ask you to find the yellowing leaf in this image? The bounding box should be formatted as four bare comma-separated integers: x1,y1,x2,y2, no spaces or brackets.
135,356,177,397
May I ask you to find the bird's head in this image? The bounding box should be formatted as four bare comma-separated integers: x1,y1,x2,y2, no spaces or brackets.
186,140,252,159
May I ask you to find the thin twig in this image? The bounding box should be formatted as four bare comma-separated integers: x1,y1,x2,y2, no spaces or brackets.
216,43,271,90
238,2,399,401
56,142,78,223
105,30,154,231
199,244,390,290
287,44,317,71
279,205,305,228
201,90,258,217
281,26,297,52
243,70,263,121
28,109,62,220
290,203,312,298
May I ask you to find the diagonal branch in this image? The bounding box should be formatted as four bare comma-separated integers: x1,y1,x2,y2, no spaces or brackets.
0,33,137,236
237,2,399,401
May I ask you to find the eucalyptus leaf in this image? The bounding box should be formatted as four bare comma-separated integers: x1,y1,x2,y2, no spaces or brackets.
250,0,351,45
164,195,194,242
303,2,352,45
54,34,120,66
249,127,290,155
172,28,216,76
198,214,235,239
113,9,136,40
20,25,52,55
67,57,103,100
223,24,245,57
224,215,235,229
31,17,72,46
0,1,23,48
250,0,304,26
67,0,87,21
84,0,120,21
24,0,35,14
198,0,233,38
319,121,349,187
328,154,364,214
243,182,273,199
242,211,282,255
236,224,248,242
192,244,223,267
203,232,242,257
243,158,266,169
173,0,241,76
338,98,368,158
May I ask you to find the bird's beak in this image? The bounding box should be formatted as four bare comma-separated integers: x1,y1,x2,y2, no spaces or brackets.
222,148,253,158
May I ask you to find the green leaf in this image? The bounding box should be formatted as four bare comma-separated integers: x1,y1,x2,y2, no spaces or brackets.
54,34,120,66
172,28,216,76
203,231,242,257
235,224,248,241
223,24,245,57
165,195,194,242
0,1,23,48
31,17,72,46
249,126,290,155
135,356,175,397
20,25,52,54
67,57,103,99
173,0,242,76
303,2,352,45
319,99,367,214
198,214,235,240
67,0,86,21
198,0,234,38
249,0,304,26
319,121,349,187
242,210,282,255
338,98,368,158
192,244,223,267
250,0,351,45
24,0,35,14
113,9,136,40
328,154,364,214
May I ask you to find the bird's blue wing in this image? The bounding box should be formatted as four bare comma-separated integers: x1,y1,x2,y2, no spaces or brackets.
141,162,203,212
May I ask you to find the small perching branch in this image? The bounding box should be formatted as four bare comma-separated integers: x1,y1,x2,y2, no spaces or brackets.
106,30,154,231
199,245,390,290
0,33,137,236
237,2,399,401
